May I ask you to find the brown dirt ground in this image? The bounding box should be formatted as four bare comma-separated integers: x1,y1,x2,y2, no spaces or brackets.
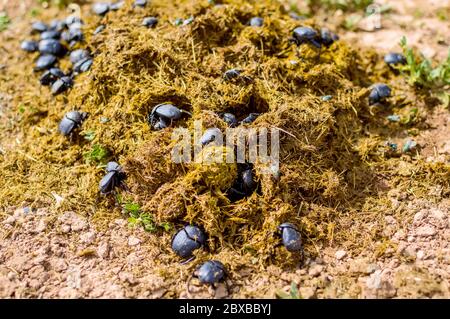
0,0,449,299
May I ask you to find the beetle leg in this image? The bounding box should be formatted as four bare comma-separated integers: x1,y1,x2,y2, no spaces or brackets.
180,255,196,265
186,274,196,294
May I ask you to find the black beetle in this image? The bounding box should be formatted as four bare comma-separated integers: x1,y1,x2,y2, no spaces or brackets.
201,128,222,146
148,103,189,130
99,161,126,194
320,28,339,47
249,17,263,27
369,83,391,105
110,1,125,10
70,49,90,65
41,30,61,40
134,0,148,7
227,164,258,201
31,21,49,33
38,39,66,56
51,76,73,95
241,113,259,124
223,68,241,81
35,54,57,71
188,260,230,296
278,223,303,252
21,40,38,52
73,57,93,74
142,17,158,28
40,68,65,86
92,3,110,16
292,26,321,49
49,19,66,32
221,113,238,127
171,225,207,259
384,53,406,66
58,111,88,136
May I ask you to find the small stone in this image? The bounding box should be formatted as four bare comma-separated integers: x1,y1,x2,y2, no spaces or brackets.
4,216,15,225
416,250,425,260
416,225,436,237
97,241,110,259
61,224,71,233
118,272,136,284
299,286,316,299
308,264,323,277
34,219,47,233
335,250,346,260
80,231,96,245
128,236,141,246
214,283,228,299
414,210,426,222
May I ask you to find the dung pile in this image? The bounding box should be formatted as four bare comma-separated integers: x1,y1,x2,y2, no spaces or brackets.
0,0,449,274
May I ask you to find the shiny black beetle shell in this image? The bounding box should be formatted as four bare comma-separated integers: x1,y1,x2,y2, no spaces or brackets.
292,26,321,48
384,53,406,66
92,3,110,16
21,40,39,52
35,54,57,71
38,39,66,56
196,260,226,284
221,113,238,127
149,104,183,129
369,83,391,105
249,17,263,27
278,223,303,252
171,225,206,259
58,111,88,136
142,17,158,28
51,76,73,95
40,68,65,86
99,161,125,194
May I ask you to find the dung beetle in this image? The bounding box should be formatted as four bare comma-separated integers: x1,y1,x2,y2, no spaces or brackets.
369,83,391,105
110,1,125,10
40,30,61,40
58,111,88,136
201,128,222,146
223,68,241,81
40,68,65,86
227,164,258,201
92,3,111,16
99,161,126,194
134,0,148,7
278,223,303,252
241,113,259,124
384,53,406,66
188,260,229,296
65,15,83,27
73,57,93,74
31,21,49,33
142,17,158,28
21,40,39,52
291,26,321,49
38,39,66,57
51,76,73,95
70,49,90,65
221,112,238,127
320,28,339,47
35,54,57,71
249,17,264,27
148,103,190,130
49,19,66,32
171,225,206,260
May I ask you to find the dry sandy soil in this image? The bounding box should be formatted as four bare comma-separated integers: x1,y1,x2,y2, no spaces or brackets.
0,0,449,298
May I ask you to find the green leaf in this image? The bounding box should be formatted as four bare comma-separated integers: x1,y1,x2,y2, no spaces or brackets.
0,12,10,32
290,282,299,299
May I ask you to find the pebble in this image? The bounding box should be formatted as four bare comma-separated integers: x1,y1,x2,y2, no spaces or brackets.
97,241,110,259
128,236,141,246
308,264,323,277
335,250,347,260
416,225,437,237
299,286,316,299
4,216,15,225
